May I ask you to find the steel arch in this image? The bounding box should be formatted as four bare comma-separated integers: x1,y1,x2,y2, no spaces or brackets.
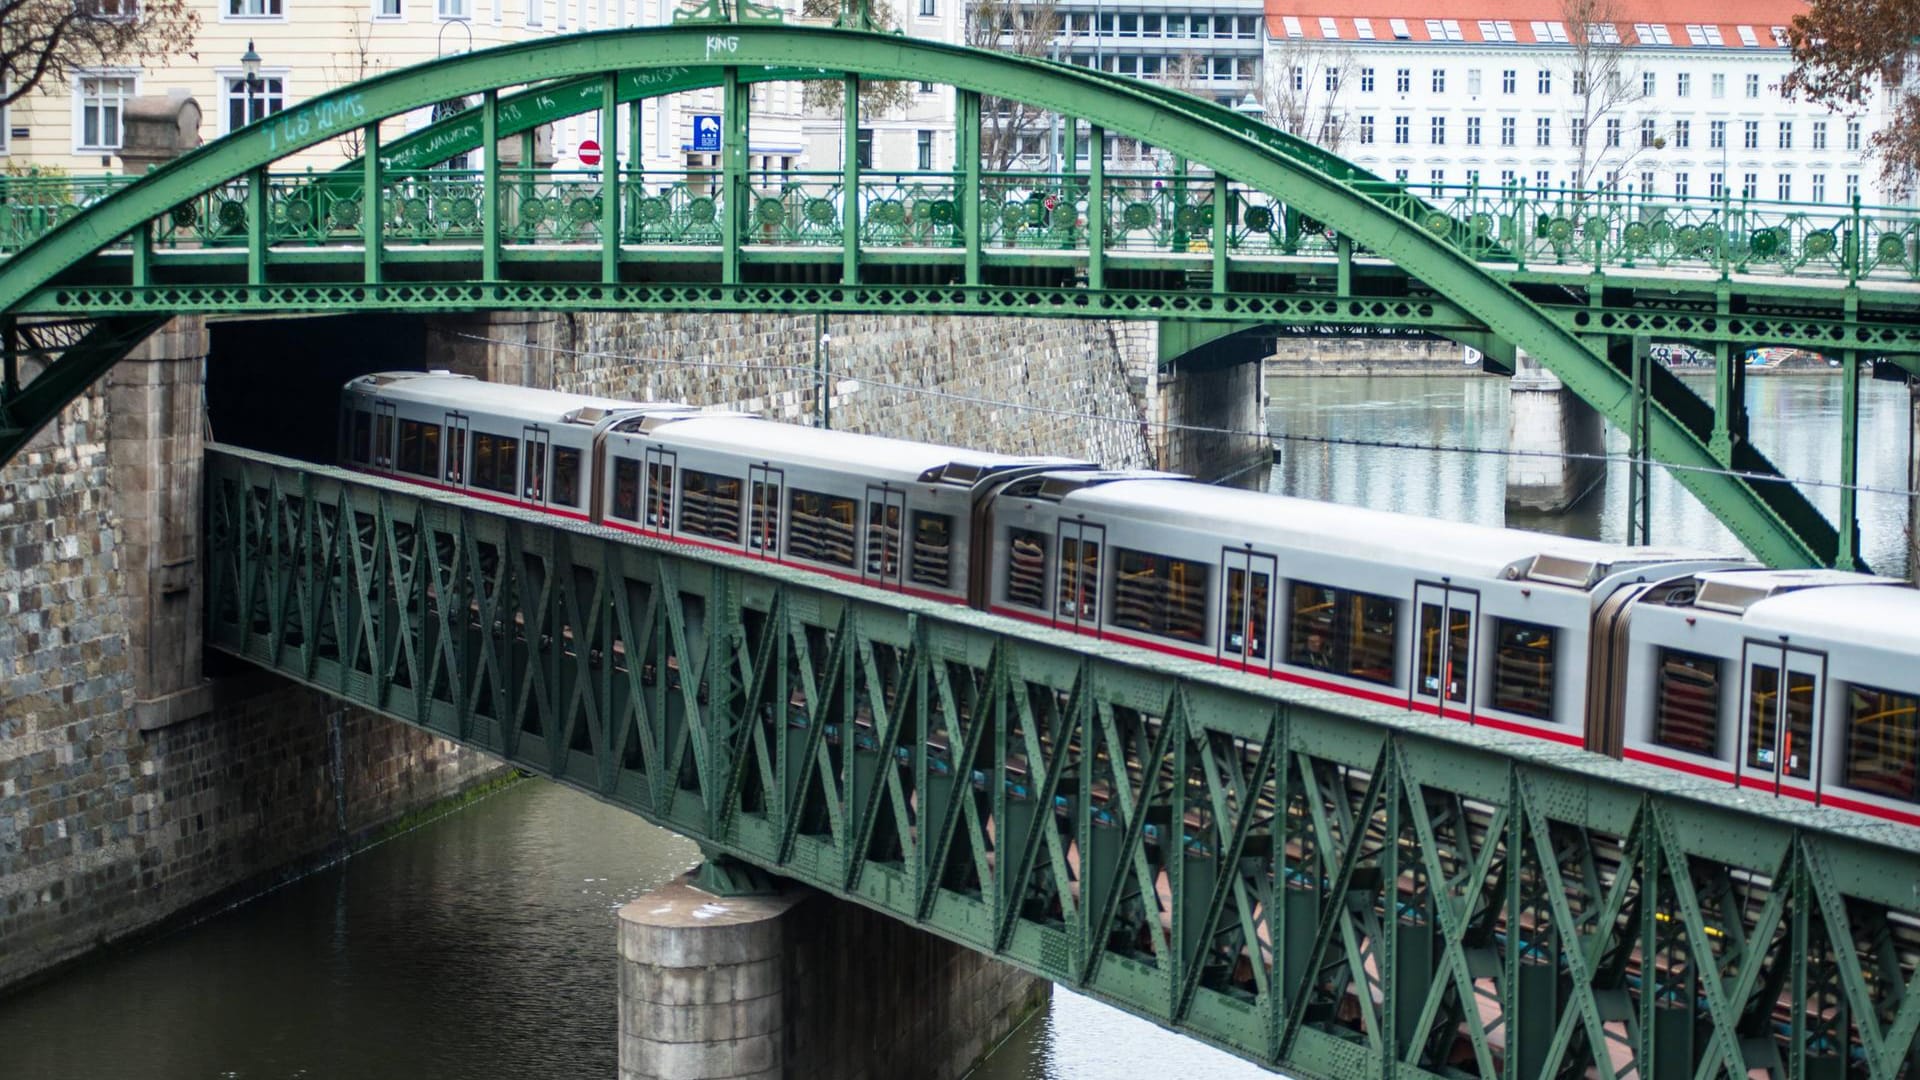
0,25,1832,566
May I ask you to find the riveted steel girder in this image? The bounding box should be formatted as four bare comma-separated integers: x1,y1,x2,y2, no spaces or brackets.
0,26,1877,567
205,446,1920,1080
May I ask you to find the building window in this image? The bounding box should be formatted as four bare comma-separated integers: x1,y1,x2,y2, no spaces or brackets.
1640,170,1655,193
1467,168,1480,185
1429,168,1445,195
1570,117,1585,147
1812,120,1827,150
76,73,135,150
223,73,286,133
1572,71,1588,95
1500,116,1515,146
1431,68,1446,93
526,0,542,24
1466,116,1481,145
1670,119,1688,148
1500,168,1516,187
1743,121,1759,150
1642,71,1656,96
1606,117,1621,147
1325,68,1340,92
1501,68,1516,94
1467,69,1481,95
1846,173,1859,201
1742,172,1758,199
1777,173,1792,201
1358,115,1374,144
437,0,468,17
375,0,402,16
1745,73,1760,98
1535,169,1551,193
1536,117,1551,146
1394,168,1408,182
1711,72,1725,99
1812,173,1826,202
856,127,873,169
1537,68,1551,94
1676,72,1690,97
1360,67,1375,92
1675,171,1689,198
1393,116,1409,144
1431,116,1446,144
1641,117,1657,147
1778,121,1793,149
1709,171,1724,198
1291,66,1304,91
1395,68,1410,93
227,0,282,15
916,129,932,170
1710,120,1726,149
1846,120,1861,151
918,0,933,15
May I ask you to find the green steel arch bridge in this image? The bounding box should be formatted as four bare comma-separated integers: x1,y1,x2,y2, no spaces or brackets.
0,23,1917,566
1,23,1918,566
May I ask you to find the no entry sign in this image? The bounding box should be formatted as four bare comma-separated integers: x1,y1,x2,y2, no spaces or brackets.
577,139,601,166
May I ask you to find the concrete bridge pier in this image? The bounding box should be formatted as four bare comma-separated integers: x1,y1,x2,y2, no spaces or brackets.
1505,349,1604,514
618,876,1048,1080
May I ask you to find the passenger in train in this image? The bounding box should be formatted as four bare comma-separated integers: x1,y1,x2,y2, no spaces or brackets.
1302,631,1334,672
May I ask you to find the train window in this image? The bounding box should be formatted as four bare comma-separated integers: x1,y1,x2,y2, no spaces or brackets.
523,440,547,500
444,425,466,485
611,457,641,521
1416,603,1471,703
787,489,857,568
646,462,672,527
910,512,954,589
1111,548,1208,643
396,419,440,479
1491,619,1555,720
471,432,518,495
679,469,742,542
866,500,903,578
749,481,780,551
552,447,582,507
1287,582,1398,685
1058,536,1100,620
1223,564,1271,660
1844,684,1918,803
1746,664,1814,780
1653,648,1721,755
1006,528,1048,608
373,412,393,467
350,410,372,464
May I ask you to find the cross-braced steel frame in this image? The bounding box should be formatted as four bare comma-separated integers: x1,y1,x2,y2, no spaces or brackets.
206,445,1920,1080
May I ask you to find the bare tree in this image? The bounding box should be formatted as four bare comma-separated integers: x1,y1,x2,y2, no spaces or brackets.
1259,40,1353,152
1,0,200,109
800,0,912,117
1558,0,1655,192
967,0,1060,171
327,11,387,160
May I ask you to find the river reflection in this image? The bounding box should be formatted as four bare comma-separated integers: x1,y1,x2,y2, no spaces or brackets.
1266,372,1911,577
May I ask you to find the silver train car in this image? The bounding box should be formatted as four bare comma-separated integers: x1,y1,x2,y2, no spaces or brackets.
341,372,1920,828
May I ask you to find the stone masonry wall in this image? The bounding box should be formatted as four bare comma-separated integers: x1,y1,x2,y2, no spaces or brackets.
427,312,1155,469
0,360,501,995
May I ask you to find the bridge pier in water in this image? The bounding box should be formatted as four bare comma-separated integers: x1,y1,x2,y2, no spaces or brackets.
1505,349,1604,514
618,876,1048,1080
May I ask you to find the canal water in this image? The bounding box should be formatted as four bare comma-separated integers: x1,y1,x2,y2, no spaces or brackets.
1,372,1904,1078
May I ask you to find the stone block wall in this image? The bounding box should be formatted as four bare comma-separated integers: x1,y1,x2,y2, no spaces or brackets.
0,329,503,995
426,311,1154,469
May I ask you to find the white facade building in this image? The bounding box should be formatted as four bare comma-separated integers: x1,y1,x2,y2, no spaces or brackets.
1260,0,1901,207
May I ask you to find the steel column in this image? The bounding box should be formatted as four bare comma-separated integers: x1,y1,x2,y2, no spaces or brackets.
842,75,860,286
721,67,746,287
363,122,383,285
1212,174,1228,294
959,88,981,287
1087,124,1105,291
247,167,268,285
482,90,500,282
602,73,621,285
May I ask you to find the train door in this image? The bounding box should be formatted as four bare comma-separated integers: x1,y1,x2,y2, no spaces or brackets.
443,413,469,487
1054,520,1104,636
748,464,784,557
372,401,397,470
1412,582,1478,722
521,426,550,504
1217,548,1276,673
1739,642,1825,800
863,485,906,590
644,448,675,533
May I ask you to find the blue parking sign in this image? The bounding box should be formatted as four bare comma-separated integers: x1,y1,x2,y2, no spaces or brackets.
692,114,722,152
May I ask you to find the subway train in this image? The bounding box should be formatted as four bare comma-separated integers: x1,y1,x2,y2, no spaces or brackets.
340,371,1920,829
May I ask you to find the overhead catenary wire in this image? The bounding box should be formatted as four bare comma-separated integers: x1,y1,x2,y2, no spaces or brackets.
440,328,1920,503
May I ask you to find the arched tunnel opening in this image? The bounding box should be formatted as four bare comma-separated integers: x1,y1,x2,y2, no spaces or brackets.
205,314,430,463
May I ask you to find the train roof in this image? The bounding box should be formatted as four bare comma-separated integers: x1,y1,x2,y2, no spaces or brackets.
638,415,1088,486
1047,477,1737,587
347,372,650,426
1688,569,1920,651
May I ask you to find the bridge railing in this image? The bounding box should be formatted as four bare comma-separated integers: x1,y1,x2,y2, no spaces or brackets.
6,166,1916,282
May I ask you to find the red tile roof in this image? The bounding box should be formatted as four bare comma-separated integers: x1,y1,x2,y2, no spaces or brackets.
1265,0,1811,47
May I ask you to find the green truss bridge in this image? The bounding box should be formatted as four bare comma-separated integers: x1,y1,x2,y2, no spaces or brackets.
3,23,1920,572
207,443,1920,1080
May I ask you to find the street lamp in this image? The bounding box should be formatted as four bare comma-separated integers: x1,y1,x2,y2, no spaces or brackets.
1234,93,1266,122
240,40,262,127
